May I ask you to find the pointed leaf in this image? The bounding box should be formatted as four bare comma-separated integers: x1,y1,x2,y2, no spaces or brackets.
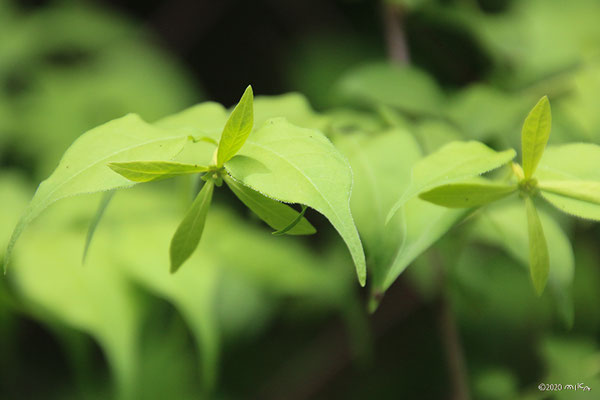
224,175,315,235
386,141,516,223
419,181,517,208
217,85,254,166
272,206,309,236
521,96,552,179
82,190,115,263
4,114,188,270
525,197,550,296
108,161,209,183
170,181,214,273
225,118,367,286
473,201,574,326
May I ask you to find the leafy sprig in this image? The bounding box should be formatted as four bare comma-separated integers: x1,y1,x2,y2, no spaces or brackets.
417,96,600,295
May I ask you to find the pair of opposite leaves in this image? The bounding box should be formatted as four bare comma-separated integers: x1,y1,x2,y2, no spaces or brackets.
3,85,366,287
109,86,314,273
411,96,600,295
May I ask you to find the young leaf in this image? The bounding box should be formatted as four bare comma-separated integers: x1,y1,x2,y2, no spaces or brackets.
419,181,517,208
170,181,214,273
82,190,115,263
225,118,367,286
108,161,209,183
525,197,550,296
386,141,516,223
216,85,254,167
272,206,309,236
521,96,551,179
474,201,574,326
539,180,600,204
540,192,600,221
4,114,189,271
224,175,315,235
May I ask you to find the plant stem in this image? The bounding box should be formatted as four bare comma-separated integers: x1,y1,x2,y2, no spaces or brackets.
431,250,471,400
382,1,410,64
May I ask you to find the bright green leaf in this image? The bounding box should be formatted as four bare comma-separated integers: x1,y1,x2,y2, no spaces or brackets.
541,192,600,221
473,200,574,326
539,180,600,205
419,181,517,208
521,96,552,179
272,206,309,236
386,141,516,223
224,175,315,235
170,181,214,273
108,161,209,183
336,63,444,116
537,143,600,181
4,114,189,271
525,197,550,296
225,118,367,286
11,196,142,399
216,85,254,167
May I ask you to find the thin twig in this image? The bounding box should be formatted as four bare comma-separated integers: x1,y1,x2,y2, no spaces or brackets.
382,1,410,64
431,250,471,400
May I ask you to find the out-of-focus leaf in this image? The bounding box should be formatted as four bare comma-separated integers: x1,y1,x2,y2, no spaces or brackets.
5,115,189,270
335,63,444,116
383,199,468,291
525,197,550,295
335,129,420,290
446,84,534,142
540,337,600,399
225,118,366,286
11,196,141,399
335,129,468,297
217,86,254,167
387,141,516,223
521,96,551,179
170,180,214,273
537,143,600,181
224,175,315,235
108,161,209,183
253,93,329,131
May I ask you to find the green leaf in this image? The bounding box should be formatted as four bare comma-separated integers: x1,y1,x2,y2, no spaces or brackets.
525,197,550,296
170,181,214,273
216,85,254,167
541,192,600,221
539,180,600,205
224,175,315,235
386,141,516,223
225,118,367,286
10,196,142,399
108,161,209,182
537,143,600,181
272,206,309,236
4,114,188,271
82,190,115,263
521,96,552,179
473,200,574,326
335,63,444,116
419,181,517,208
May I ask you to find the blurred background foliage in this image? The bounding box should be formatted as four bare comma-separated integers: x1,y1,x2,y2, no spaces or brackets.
1,0,600,399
